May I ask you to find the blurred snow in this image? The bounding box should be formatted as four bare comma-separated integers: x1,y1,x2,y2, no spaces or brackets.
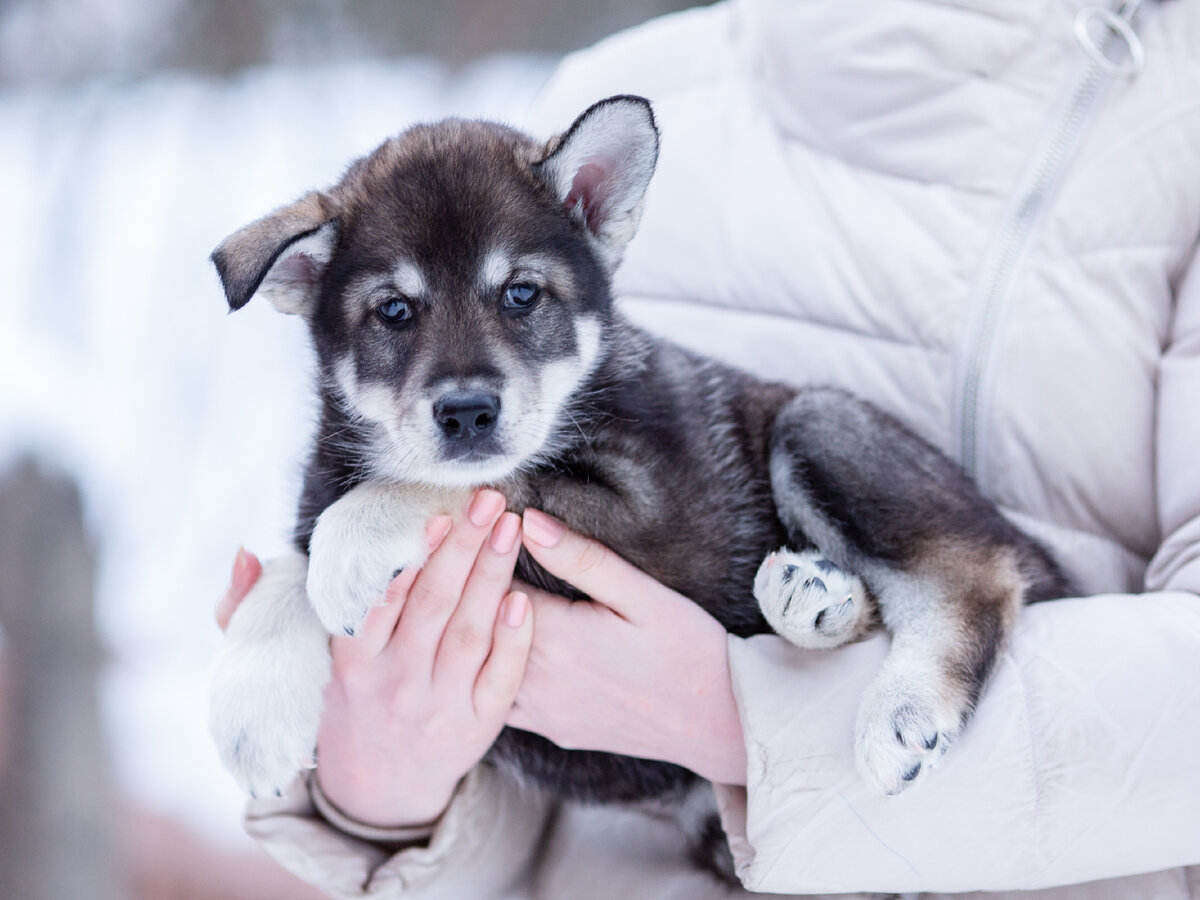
0,54,554,847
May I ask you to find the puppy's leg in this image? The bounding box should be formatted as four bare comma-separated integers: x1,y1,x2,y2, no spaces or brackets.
209,552,330,797
767,387,1057,794
848,549,1026,794
305,482,467,636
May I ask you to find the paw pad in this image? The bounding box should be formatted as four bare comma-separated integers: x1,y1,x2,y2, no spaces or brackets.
754,549,870,649
856,671,965,795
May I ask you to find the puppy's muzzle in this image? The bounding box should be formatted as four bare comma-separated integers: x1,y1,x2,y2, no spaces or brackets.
434,390,501,443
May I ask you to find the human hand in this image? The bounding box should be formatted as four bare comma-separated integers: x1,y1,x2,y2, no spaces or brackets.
315,489,532,827
214,489,534,827
508,509,747,786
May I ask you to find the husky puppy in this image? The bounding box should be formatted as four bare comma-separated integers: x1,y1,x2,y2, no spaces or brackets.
209,97,1070,814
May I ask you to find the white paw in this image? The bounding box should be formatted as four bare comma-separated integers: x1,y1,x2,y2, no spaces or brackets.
306,483,431,636
854,665,965,795
754,548,871,649
209,555,331,796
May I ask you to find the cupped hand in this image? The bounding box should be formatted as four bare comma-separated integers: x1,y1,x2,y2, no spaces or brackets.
215,489,534,828
510,509,748,786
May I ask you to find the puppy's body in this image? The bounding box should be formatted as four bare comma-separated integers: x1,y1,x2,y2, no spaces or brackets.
209,98,1070,814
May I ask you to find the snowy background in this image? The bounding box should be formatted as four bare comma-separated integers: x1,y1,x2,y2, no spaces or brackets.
1,53,557,848
0,1,699,894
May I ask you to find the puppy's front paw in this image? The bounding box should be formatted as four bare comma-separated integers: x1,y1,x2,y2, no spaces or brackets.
854,666,965,795
209,556,331,796
306,485,430,636
754,549,871,649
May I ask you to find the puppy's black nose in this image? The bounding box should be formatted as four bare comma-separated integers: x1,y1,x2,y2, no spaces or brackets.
434,391,500,440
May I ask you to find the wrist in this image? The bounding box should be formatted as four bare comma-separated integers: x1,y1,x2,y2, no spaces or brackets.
681,629,748,785
315,764,459,830
310,773,447,844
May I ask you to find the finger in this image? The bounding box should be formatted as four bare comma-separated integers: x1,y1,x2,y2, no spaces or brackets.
330,565,420,666
215,547,262,631
473,591,534,720
392,489,507,676
430,511,523,685
521,509,663,622
507,702,536,733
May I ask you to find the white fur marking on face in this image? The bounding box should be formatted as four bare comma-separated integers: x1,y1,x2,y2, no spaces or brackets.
332,357,396,427
342,264,425,322
479,248,576,299
547,315,602,403
507,314,603,465
361,314,604,488
480,247,513,291
392,260,426,299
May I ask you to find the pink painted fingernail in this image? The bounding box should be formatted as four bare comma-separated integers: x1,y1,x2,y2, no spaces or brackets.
522,508,564,547
426,515,453,551
490,512,521,554
231,547,249,586
504,591,529,628
468,489,506,527
230,546,260,593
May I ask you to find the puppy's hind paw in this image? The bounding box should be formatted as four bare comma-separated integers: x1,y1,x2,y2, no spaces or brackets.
754,549,871,649
209,556,332,796
854,667,964,795
210,640,330,796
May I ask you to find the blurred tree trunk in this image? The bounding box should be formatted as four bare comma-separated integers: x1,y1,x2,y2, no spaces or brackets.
0,458,123,900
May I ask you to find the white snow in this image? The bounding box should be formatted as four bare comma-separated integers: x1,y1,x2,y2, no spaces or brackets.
0,54,555,847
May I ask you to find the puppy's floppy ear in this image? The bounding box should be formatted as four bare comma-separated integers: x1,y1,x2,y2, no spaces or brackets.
211,191,336,316
535,95,659,269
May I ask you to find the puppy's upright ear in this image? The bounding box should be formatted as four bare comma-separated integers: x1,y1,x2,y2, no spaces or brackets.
535,95,659,270
211,191,336,316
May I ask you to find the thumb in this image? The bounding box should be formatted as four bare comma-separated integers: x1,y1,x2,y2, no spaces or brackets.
520,509,659,622
215,547,262,631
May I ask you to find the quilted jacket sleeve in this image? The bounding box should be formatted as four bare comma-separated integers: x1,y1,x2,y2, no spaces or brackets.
243,765,553,900
712,254,1200,894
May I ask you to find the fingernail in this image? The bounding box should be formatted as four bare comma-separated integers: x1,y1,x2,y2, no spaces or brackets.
426,515,453,551
490,512,521,554
230,546,258,593
504,591,528,628
231,546,252,588
522,508,564,547
468,489,506,527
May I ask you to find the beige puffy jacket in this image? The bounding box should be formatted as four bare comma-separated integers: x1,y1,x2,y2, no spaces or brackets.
246,1,1200,896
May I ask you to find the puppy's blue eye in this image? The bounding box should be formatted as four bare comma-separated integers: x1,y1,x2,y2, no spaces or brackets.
503,283,541,312
376,297,413,326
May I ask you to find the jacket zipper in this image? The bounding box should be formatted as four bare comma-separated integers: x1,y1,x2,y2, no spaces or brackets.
956,0,1146,483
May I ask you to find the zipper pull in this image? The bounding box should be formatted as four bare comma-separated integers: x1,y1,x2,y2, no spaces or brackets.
1074,0,1146,78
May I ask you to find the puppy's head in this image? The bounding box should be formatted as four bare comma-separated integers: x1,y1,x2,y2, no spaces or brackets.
212,96,658,486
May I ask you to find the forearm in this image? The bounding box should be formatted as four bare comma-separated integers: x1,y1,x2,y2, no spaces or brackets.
718,592,1200,894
